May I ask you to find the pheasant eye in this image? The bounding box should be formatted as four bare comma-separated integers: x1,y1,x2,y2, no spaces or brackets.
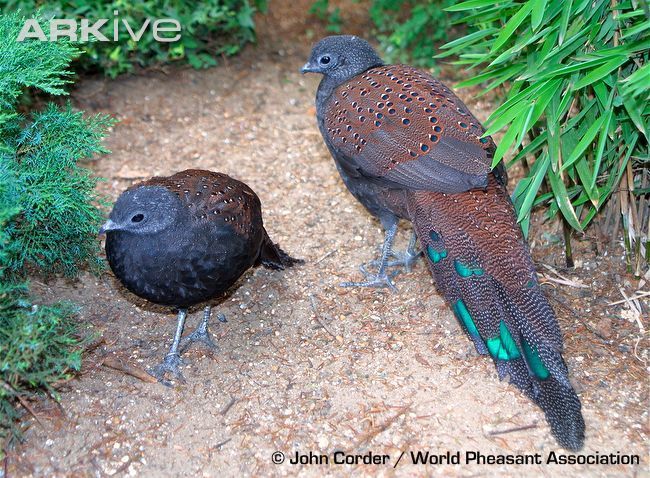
319,56,331,65
131,213,144,223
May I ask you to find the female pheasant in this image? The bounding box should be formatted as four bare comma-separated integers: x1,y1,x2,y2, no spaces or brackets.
100,169,301,384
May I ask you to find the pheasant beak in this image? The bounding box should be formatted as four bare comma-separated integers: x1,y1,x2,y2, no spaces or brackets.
301,62,317,74
99,219,117,235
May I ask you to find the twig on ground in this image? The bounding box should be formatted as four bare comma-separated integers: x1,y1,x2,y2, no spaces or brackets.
221,396,237,416
607,290,650,306
488,423,538,436
547,293,611,342
308,294,341,342
540,264,588,288
315,249,337,264
355,405,410,448
618,287,645,333
101,356,157,383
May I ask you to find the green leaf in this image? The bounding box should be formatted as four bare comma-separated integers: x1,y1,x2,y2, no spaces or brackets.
574,156,599,207
620,18,650,39
558,0,573,45
516,153,550,223
484,98,530,138
573,56,628,89
531,0,547,30
562,112,609,170
547,166,583,231
492,113,524,165
590,109,613,190
439,28,497,51
491,2,535,52
622,96,649,140
445,0,498,12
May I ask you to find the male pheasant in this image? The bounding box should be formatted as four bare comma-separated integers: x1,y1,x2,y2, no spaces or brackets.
303,35,585,450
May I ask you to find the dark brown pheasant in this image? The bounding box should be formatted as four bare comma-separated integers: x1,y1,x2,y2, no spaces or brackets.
303,35,585,450
100,169,300,383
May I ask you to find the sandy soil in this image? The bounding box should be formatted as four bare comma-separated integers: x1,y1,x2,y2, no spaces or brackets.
6,3,648,477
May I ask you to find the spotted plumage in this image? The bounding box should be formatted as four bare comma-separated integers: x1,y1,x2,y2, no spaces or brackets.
101,169,301,383
304,35,585,450
322,65,502,192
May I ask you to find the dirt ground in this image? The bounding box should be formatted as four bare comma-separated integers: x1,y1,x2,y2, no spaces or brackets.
6,3,649,477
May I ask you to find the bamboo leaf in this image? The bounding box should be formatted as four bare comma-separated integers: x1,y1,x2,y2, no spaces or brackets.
492,113,524,165
622,97,650,140
590,109,613,190
558,0,573,45
562,113,608,170
484,98,532,137
516,153,550,223
439,28,497,51
531,0,547,30
491,2,535,52
445,0,501,12
547,166,583,231
573,56,628,89
574,156,599,207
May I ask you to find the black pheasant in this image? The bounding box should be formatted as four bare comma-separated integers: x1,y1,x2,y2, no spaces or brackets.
303,35,585,450
100,169,301,384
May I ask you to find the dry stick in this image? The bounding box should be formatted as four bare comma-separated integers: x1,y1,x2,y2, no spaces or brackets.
625,160,643,277
488,423,538,436
612,4,635,274
611,193,622,247
101,356,157,383
620,173,633,274
308,294,339,341
214,438,232,449
554,98,577,268
636,169,648,242
220,396,237,416
618,287,645,333
355,406,410,448
563,218,575,268
315,249,338,264
637,169,650,266
607,291,650,306
540,263,588,288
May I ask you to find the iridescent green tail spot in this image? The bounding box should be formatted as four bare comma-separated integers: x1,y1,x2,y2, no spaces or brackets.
486,321,521,360
452,300,550,380
427,245,447,263
454,259,484,277
522,340,550,379
453,299,479,338
426,230,447,263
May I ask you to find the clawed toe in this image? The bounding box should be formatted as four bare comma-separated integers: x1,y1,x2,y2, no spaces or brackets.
341,264,400,291
385,249,422,272
149,353,186,386
179,310,222,354
179,328,219,354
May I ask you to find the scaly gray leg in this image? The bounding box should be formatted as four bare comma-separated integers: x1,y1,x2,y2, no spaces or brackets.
179,305,223,353
341,222,400,291
372,230,422,272
149,308,187,385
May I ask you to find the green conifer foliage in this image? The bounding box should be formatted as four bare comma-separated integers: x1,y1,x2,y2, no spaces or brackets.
0,12,112,444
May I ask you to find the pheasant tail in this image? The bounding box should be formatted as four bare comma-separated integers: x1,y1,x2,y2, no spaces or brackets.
258,230,303,270
408,175,585,451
